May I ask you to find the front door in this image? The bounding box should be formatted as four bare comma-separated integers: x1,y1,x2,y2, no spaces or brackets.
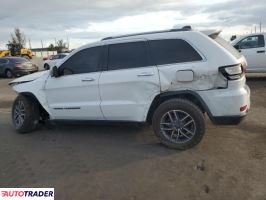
45,46,104,120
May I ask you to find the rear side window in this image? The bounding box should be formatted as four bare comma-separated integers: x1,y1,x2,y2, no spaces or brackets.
149,39,202,66
59,46,102,75
10,57,28,63
108,41,148,70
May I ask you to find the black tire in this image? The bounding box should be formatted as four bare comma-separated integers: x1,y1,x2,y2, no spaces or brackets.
5,69,13,78
152,98,205,150
12,95,40,133
44,64,50,70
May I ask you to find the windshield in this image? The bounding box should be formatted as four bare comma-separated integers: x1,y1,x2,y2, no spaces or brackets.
213,36,242,59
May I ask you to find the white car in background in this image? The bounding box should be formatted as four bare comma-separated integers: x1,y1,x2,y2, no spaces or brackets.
231,33,266,72
44,53,69,70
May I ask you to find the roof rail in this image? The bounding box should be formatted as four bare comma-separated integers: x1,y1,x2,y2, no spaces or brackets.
101,26,192,41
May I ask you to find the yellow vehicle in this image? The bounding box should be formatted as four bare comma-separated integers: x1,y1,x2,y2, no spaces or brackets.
0,50,11,57
1,44,33,59
0,47,32,59
20,48,33,59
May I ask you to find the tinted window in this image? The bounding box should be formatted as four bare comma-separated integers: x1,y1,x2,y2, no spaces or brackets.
59,46,102,75
108,41,148,70
149,39,202,66
52,55,59,60
59,54,67,59
0,59,8,64
10,57,28,63
237,35,265,49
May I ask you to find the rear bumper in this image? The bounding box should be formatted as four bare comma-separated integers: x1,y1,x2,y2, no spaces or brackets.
197,77,250,125
211,115,246,125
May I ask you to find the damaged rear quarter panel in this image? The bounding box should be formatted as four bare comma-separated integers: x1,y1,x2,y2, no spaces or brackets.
158,61,219,92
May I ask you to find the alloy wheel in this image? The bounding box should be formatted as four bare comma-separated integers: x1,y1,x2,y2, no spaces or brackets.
13,100,26,128
160,110,196,144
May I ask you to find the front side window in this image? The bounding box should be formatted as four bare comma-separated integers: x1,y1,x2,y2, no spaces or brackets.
237,35,265,49
108,41,148,70
59,46,102,75
149,39,202,66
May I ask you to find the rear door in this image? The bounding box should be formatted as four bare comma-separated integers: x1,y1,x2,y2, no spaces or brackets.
99,40,160,122
45,46,104,120
236,34,266,71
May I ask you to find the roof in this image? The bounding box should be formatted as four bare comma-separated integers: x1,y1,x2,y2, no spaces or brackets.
101,26,192,41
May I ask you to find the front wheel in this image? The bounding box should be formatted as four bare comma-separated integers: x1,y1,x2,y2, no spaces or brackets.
12,95,40,133
152,99,205,150
5,69,13,78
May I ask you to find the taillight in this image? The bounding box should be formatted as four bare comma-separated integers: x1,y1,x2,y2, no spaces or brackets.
15,63,24,68
219,64,244,80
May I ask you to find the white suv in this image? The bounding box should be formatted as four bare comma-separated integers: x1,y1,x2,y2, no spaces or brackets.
9,27,250,150
231,33,266,72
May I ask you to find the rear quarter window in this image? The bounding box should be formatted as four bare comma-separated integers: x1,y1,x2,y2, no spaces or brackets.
149,39,203,66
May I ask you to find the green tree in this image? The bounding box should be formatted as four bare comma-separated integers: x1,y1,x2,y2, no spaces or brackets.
7,28,26,49
56,39,67,50
48,44,55,51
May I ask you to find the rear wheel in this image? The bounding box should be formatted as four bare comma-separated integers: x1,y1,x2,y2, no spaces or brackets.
5,69,13,78
44,64,50,70
12,95,40,133
152,98,205,150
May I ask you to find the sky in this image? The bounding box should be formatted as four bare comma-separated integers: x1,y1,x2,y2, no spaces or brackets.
0,0,265,49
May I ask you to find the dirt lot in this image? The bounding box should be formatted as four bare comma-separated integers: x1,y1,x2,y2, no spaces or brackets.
0,74,266,200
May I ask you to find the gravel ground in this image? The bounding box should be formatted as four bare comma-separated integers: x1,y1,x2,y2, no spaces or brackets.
0,74,265,200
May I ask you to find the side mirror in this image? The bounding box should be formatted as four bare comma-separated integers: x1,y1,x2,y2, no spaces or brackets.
51,66,59,77
234,44,240,50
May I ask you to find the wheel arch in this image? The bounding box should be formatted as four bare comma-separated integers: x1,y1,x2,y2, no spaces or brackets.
4,68,12,73
4,68,13,77
20,92,50,120
146,90,212,124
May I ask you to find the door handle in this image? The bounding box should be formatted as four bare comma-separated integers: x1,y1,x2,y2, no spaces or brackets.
257,50,265,53
81,78,95,82
137,72,154,77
